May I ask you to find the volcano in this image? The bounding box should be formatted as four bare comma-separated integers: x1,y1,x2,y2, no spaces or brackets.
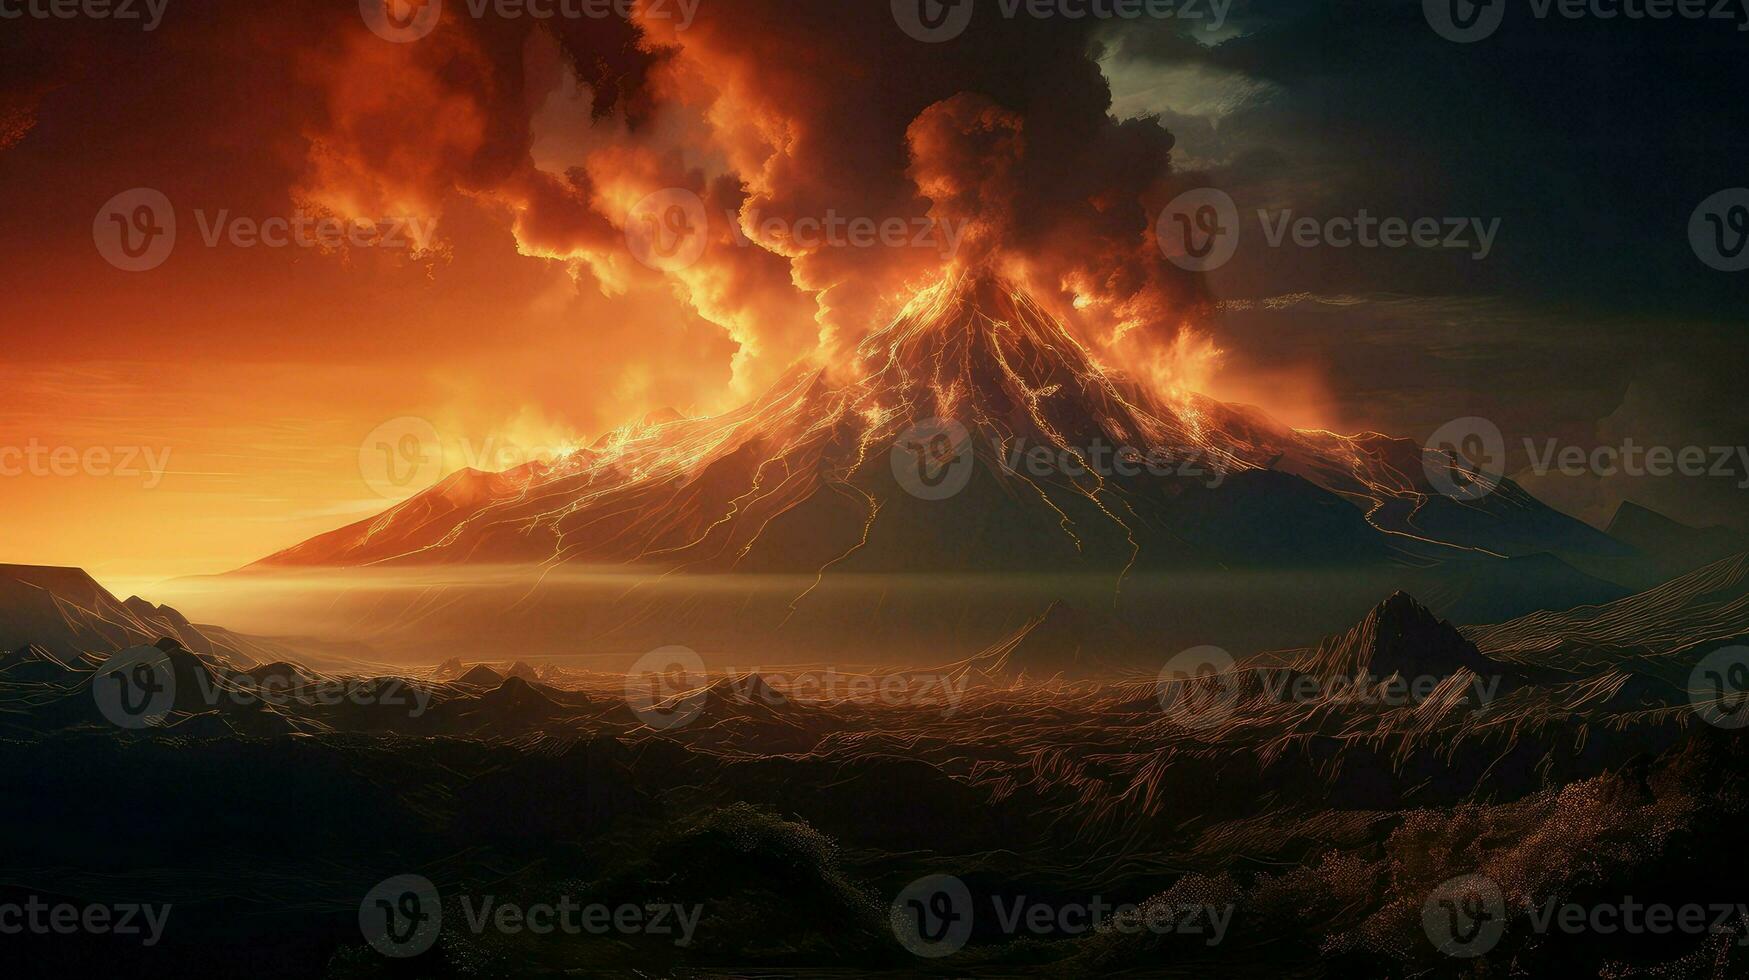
255,272,1622,583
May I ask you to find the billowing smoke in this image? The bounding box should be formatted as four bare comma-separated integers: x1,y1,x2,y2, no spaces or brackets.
281,1,1219,399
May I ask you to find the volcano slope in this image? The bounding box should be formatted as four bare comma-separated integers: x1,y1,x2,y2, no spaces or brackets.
5,563,1749,976
240,272,1632,661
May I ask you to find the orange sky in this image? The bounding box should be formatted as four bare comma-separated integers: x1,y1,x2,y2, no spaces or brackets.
1,2,1377,592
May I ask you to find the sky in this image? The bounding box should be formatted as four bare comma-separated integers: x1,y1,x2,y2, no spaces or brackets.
1,0,1746,589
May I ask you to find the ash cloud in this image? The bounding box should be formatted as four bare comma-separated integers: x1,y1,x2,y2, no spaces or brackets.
285,1,1209,389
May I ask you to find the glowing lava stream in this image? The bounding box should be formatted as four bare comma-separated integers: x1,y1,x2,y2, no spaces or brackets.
261,269,1511,610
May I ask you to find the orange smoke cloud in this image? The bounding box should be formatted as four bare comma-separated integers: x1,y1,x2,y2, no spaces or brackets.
284,0,1230,410
905,93,1025,271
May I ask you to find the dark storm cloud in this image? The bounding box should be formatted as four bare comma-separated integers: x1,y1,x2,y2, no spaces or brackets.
1097,0,1749,529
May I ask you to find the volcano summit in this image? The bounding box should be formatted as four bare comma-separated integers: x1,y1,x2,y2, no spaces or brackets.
259,273,1620,578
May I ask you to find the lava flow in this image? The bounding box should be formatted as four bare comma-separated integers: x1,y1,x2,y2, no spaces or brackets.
255,271,1595,592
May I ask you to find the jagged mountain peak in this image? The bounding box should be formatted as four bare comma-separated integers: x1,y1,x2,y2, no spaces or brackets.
1297,592,1501,682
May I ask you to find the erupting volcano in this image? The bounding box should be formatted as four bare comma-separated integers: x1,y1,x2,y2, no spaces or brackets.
257,271,1621,588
